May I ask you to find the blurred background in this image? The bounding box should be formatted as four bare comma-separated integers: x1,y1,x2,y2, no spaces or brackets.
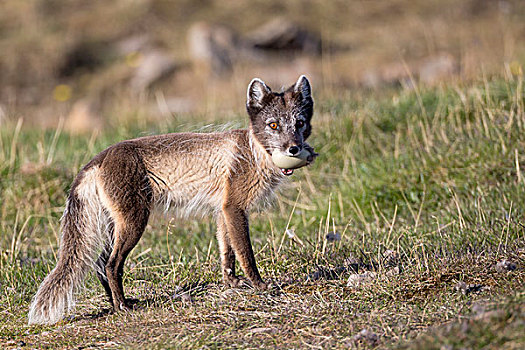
1,0,524,132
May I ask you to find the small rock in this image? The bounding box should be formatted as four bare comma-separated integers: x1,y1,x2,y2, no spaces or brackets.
308,266,346,281
325,231,341,242
353,328,379,346
495,259,517,273
347,271,377,288
454,281,488,295
248,327,277,334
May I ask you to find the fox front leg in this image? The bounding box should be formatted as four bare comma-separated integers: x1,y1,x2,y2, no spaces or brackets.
216,214,241,287
221,205,267,290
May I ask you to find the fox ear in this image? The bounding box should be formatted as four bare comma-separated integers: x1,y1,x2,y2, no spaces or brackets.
247,78,271,109
294,75,312,100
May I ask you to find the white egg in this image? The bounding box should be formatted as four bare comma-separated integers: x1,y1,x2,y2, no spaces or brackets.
271,148,311,169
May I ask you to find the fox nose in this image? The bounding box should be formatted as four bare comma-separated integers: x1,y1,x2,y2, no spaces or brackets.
288,146,301,156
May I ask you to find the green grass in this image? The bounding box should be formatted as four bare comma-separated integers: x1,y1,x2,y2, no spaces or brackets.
0,73,524,349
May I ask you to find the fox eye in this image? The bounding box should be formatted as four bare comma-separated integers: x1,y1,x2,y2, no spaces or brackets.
296,120,305,128
268,122,279,130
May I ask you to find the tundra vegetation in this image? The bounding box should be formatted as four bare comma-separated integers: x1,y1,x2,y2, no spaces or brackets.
1,73,524,348
1,0,524,348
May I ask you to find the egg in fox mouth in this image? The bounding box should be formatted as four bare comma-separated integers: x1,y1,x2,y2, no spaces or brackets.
271,148,315,176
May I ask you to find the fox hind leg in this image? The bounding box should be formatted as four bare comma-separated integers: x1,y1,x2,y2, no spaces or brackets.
98,145,153,311
95,237,114,304
105,214,149,311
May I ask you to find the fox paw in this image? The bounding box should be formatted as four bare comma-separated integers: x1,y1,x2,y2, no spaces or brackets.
223,275,244,288
252,280,269,291
112,299,138,313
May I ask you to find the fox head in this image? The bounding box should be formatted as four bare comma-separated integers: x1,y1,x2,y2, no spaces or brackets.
246,75,313,158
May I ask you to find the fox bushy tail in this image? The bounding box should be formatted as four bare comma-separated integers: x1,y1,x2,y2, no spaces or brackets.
28,173,109,325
